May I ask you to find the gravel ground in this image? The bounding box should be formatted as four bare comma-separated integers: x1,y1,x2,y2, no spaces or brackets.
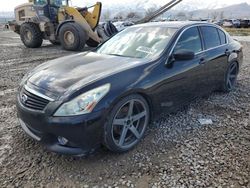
0,30,249,188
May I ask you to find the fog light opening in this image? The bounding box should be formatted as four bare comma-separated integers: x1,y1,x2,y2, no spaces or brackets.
58,136,68,146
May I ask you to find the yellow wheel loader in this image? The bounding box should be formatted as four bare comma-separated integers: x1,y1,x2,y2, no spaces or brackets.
9,0,105,51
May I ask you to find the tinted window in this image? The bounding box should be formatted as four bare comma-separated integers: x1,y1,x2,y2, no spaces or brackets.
174,27,202,54
217,29,227,44
201,26,220,49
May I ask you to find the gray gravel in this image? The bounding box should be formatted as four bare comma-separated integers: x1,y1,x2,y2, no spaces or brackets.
0,30,249,187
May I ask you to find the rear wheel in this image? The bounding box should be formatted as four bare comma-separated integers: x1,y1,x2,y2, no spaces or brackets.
20,22,43,48
104,94,150,153
221,62,239,92
59,23,87,51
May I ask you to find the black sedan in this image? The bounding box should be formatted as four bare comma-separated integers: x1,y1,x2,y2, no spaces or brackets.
17,22,243,156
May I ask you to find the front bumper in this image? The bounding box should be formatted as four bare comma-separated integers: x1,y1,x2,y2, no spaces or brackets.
16,95,105,156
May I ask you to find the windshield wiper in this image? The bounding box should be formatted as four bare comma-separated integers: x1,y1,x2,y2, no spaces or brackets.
108,53,133,58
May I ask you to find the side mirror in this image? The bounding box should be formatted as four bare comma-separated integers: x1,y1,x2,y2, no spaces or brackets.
173,50,195,61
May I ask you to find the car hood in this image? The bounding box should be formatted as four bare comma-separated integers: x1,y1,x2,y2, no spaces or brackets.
27,52,147,98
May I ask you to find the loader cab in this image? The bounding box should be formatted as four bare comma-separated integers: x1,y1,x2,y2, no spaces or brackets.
33,0,68,22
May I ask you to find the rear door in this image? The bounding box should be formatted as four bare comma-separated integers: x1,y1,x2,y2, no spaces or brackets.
199,26,229,90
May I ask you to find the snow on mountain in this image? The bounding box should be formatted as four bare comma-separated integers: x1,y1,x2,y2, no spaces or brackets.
97,0,249,11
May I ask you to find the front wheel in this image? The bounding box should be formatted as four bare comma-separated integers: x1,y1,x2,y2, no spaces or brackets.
221,62,239,92
59,23,87,51
104,94,150,153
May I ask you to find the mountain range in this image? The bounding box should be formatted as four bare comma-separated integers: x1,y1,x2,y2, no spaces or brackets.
0,1,249,23
103,2,250,20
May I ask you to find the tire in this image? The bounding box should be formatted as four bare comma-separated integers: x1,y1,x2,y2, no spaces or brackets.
49,39,60,45
86,38,99,47
221,62,239,92
20,22,43,48
59,22,87,51
103,94,150,153
104,21,118,37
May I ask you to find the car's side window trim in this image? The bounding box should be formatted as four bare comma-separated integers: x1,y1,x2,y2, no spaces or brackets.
197,26,205,51
217,28,228,45
168,24,229,58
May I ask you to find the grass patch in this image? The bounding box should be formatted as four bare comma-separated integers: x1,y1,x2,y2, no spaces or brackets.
224,28,250,36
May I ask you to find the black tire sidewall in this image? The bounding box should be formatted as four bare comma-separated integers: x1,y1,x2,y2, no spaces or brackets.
59,23,87,51
103,94,150,153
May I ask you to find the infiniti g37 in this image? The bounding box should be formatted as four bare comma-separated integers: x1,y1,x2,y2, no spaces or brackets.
17,22,243,156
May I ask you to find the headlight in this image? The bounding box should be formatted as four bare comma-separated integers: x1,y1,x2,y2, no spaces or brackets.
54,83,111,116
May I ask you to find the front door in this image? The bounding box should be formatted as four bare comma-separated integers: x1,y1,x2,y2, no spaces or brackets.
151,26,207,111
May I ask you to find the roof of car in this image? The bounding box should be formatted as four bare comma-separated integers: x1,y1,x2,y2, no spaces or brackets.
134,21,214,29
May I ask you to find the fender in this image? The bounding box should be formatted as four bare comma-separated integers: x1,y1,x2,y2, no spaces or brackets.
228,52,238,63
55,20,75,36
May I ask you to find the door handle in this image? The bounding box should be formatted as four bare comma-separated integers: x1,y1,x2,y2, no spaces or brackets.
199,58,206,65
225,49,230,56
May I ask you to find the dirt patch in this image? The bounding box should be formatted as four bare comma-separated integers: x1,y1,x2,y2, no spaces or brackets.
0,31,249,187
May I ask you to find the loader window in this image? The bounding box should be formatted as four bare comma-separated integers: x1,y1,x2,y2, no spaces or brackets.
18,10,25,21
34,0,48,6
50,0,68,7
96,26,177,59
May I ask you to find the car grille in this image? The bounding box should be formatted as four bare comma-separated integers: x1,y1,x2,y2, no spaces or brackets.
20,88,50,111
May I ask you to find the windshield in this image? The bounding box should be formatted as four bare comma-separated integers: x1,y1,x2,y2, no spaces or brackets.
34,0,48,5
96,26,177,59
34,0,68,6
50,0,68,6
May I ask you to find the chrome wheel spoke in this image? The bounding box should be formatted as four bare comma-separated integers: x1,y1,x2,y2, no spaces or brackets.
127,100,134,116
113,118,126,126
132,111,146,122
230,75,236,79
230,64,237,73
119,127,128,146
129,126,140,139
227,79,232,89
227,63,238,90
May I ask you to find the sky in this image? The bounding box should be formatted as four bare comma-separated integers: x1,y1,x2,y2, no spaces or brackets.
0,0,249,12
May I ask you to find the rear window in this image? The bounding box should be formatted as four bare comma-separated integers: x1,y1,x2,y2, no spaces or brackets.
201,26,220,49
217,29,227,45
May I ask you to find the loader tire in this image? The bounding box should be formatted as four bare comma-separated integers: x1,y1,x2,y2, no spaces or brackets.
59,23,87,51
20,22,43,48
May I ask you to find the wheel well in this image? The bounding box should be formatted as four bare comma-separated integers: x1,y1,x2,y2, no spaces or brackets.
110,91,154,122
56,20,75,36
136,92,154,122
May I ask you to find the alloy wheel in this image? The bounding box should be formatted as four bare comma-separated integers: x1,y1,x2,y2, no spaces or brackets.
226,62,238,90
111,99,149,150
